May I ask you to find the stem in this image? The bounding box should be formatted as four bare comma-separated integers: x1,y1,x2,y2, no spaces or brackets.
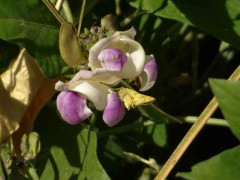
120,80,182,124
43,0,64,24
77,0,86,37
115,0,121,16
62,0,74,23
182,116,229,127
154,65,240,180
55,0,64,11
149,104,182,124
124,152,160,171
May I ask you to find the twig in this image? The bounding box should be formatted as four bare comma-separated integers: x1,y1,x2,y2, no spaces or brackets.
154,65,240,180
124,152,160,171
77,0,86,36
43,0,64,24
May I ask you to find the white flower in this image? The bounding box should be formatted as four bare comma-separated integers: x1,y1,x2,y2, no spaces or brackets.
88,27,158,91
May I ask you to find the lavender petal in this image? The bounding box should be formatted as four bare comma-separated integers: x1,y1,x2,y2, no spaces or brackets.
57,91,92,124
139,56,158,91
98,48,127,71
103,93,125,127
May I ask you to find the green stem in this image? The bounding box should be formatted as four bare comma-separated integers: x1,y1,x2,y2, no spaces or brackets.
182,116,229,127
62,0,74,23
115,0,121,16
154,65,240,180
77,0,86,37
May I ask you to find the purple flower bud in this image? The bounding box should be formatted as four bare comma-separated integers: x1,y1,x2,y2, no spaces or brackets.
103,93,125,127
140,56,158,91
98,48,127,71
57,91,92,124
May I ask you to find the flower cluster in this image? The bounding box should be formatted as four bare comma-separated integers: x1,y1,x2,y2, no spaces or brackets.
55,27,158,127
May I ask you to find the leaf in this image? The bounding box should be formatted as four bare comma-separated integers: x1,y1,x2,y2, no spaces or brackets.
0,49,59,156
142,0,167,12
0,19,62,78
131,0,240,49
0,1,62,77
0,49,44,143
39,126,110,180
118,88,155,110
209,79,240,139
0,0,59,26
177,146,240,180
146,123,167,147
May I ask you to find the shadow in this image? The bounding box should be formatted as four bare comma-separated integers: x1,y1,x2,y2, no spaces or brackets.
0,39,20,74
171,0,240,49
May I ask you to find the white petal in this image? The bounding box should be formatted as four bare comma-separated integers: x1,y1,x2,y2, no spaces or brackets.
68,80,109,110
88,27,137,71
88,37,114,69
70,69,120,85
113,27,136,39
108,36,145,79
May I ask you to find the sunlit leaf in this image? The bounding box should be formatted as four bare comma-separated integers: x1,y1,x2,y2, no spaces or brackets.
0,49,59,156
0,49,44,143
131,0,240,49
177,146,240,180
209,79,240,139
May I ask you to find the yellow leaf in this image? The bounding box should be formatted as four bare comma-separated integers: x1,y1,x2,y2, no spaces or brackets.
0,49,61,155
118,88,155,110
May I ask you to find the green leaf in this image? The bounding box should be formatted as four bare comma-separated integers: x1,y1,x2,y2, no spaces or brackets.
177,146,240,180
0,19,63,77
142,0,167,12
34,106,110,180
132,0,240,49
146,124,167,147
0,0,59,25
209,79,240,139
0,1,62,77
40,128,110,180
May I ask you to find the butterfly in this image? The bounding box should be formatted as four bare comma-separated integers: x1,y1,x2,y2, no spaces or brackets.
118,87,155,110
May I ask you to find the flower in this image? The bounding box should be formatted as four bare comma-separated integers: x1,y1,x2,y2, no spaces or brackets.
55,27,158,127
88,27,157,91
55,70,125,126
